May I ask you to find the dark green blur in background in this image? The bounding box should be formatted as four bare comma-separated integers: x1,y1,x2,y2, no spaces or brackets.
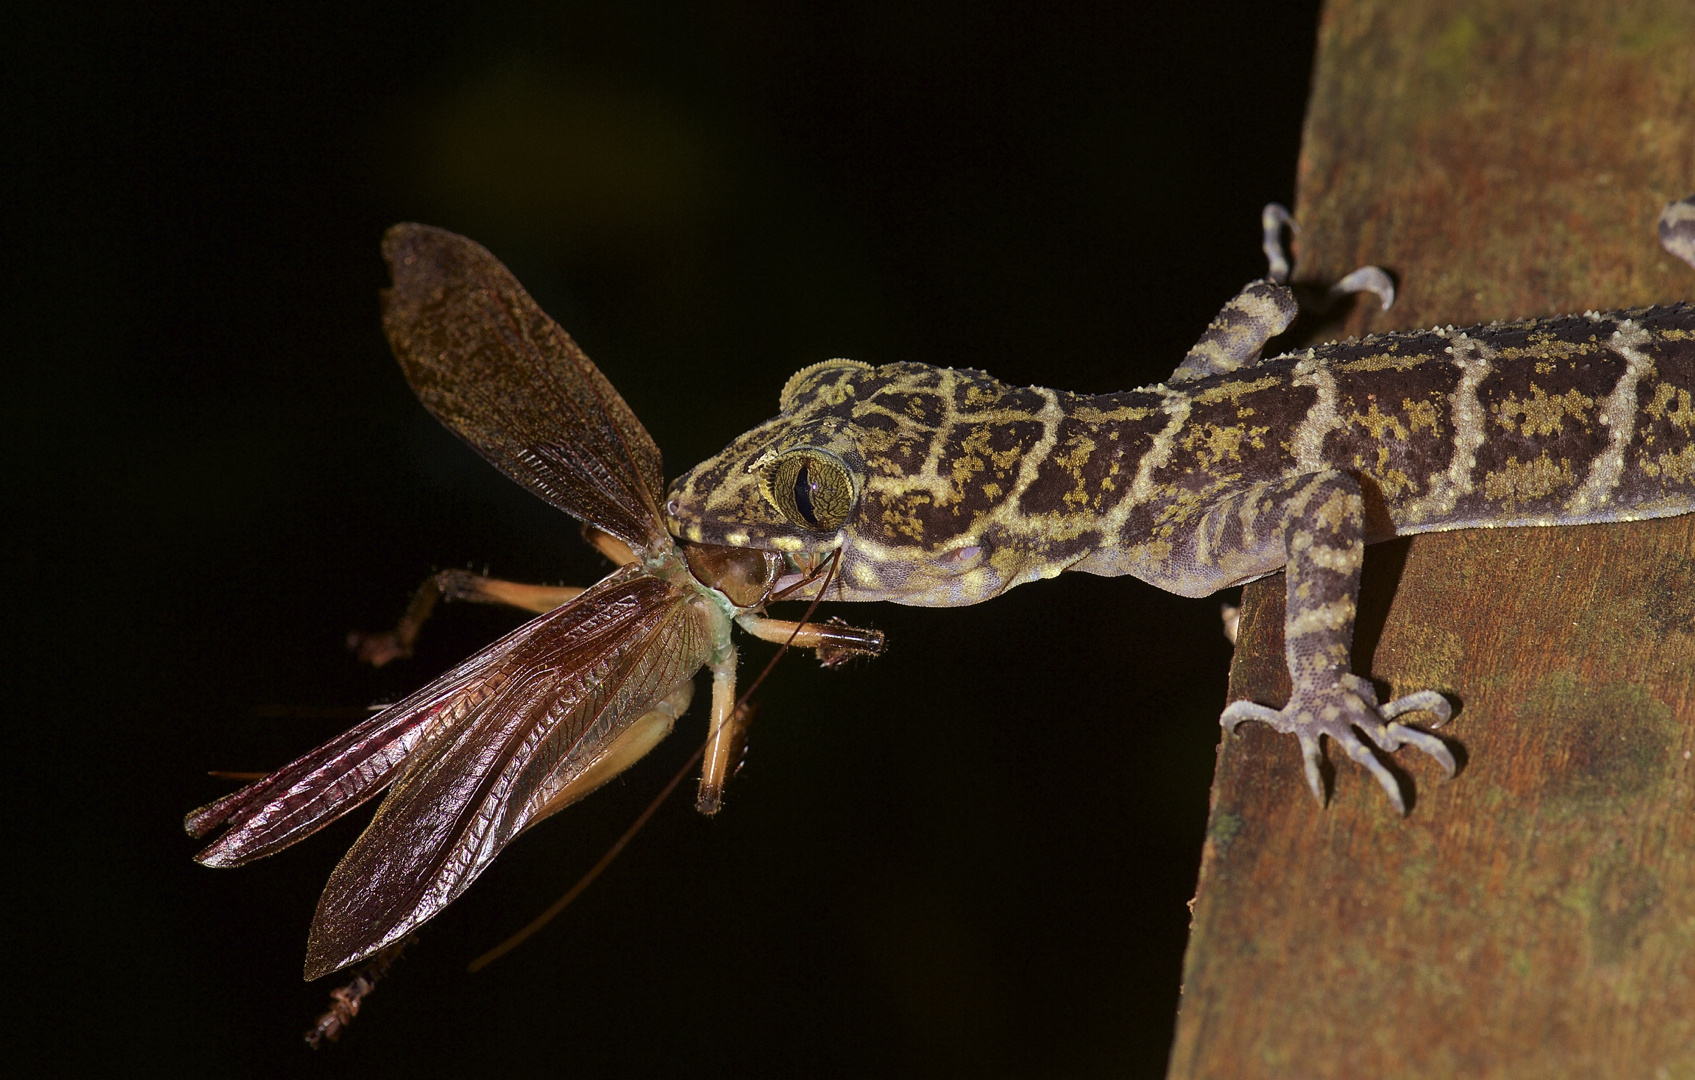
6,2,1318,1075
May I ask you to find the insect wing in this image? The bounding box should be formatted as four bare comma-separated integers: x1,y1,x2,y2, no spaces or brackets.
381,224,669,552
187,691,456,867
184,565,696,864
184,591,622,866
302,566,714,979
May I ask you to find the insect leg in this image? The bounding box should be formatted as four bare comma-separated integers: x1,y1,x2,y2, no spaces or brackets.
348,570,585,667
523,679,697,829
695,645,741,815
734,613,885,666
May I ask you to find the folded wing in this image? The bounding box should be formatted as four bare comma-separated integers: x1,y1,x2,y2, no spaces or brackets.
186,567,704,887
299,567,713,978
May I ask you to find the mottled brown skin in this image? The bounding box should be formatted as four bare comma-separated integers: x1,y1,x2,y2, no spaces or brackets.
666,200,1695,810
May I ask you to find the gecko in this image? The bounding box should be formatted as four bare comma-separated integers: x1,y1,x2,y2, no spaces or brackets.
185,202,1693,988
665,197,1695,812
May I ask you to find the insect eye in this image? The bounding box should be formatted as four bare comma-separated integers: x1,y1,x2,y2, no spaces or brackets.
766,451,853,531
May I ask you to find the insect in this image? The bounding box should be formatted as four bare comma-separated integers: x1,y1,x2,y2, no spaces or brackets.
665,198,1695,812
185,224,882,981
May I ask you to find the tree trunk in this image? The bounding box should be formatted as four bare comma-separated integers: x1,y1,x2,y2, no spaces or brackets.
1167,1,1695,1076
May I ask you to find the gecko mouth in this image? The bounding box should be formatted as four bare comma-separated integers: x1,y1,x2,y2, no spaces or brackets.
769,548,846,599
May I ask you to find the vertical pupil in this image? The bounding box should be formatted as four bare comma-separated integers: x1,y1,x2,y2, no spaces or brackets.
791,463,818,524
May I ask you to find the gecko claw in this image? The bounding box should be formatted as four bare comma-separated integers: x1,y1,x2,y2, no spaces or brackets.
1261,203,1298,284
1221,679,1454,813
1324,266,1395,312
1295,731,1327,808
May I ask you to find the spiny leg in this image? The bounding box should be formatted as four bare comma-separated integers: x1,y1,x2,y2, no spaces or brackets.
690,612,885,814
349,524,641,667
735,612,885,667
1218,470,1454,812
347,570,586,667
695,649,741,815
524,679,697,828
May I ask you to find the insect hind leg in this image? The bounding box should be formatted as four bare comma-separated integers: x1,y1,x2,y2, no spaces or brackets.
348,570,586,667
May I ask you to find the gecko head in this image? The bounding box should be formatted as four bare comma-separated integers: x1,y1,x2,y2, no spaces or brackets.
665,359,872,560
666,358,1017,606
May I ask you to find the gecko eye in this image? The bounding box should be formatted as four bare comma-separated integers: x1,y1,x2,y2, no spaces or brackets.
762,450,854,531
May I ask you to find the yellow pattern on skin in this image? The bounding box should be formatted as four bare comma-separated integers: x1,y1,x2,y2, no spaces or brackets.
1287,597,1357,637
1642,443,1695,483
1182,420,1270,472
1376,466,1419,501
1403,397,1441,435
1494,383,1595,436
947,427,990,497
1338,348,1434,373
877,491,931,541
1347,403,1422,497
1072,402,1159,424
1053,435,1100,510
1350,401,1410,441
1644,382,1695,429
1192,374,1279,406
1484,453,1576,511
1491,335,1604,374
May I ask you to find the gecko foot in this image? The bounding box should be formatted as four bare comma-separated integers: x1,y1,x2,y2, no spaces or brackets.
1260,202,1395,310
1220,675,1454,813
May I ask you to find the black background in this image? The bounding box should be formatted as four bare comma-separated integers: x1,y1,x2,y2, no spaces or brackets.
8,2,1320,1075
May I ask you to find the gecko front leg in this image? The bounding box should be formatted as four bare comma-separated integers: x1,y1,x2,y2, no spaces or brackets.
1168,204,1395,384
1219,470,1455,812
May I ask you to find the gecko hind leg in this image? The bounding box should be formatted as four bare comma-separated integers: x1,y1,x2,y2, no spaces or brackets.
1221,677,1454,813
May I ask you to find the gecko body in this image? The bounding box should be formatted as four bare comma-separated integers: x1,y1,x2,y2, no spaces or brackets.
665,200,1695,809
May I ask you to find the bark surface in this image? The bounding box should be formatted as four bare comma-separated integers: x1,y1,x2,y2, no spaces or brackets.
1167,2,1695,1076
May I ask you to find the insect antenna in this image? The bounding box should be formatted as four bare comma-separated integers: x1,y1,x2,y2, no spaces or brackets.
465,736,707,972
466,551,843,972
769,547,842,602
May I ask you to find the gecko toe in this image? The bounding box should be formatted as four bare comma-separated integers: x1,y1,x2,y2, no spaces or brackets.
1344,732,1410,815
1297,734,1327,807
1220,699,1287,734
1382,722,1457,777
1219,681,1455,811
1382,690,1452,728
1377,690,1457,776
